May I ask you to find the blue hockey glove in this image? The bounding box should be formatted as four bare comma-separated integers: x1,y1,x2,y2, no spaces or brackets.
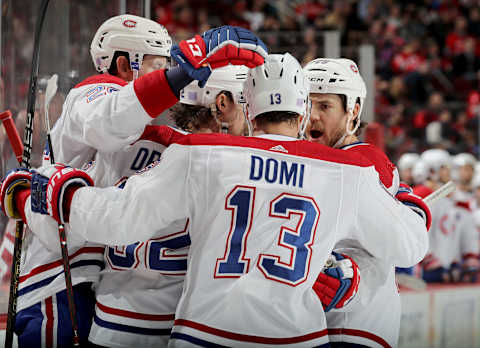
171,26,267,87
313,252,360,312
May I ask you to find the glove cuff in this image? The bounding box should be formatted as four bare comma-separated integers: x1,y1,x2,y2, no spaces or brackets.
396,192,432,230
15,188,30,223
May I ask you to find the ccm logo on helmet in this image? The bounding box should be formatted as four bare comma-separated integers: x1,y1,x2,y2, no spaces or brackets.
123,20,137,28
350,64,359,73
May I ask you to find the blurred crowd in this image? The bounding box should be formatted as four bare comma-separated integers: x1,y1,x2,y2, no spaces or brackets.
153,0,480,163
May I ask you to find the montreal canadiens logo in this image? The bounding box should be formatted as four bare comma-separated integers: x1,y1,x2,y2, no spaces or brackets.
123,19,137,28
350,64,359,73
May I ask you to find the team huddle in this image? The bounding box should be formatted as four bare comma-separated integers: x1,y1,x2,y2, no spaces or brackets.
0,14,431,348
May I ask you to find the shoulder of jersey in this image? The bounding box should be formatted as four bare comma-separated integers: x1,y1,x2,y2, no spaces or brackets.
168,133,373,167
137,125,188,146
342,142,396,189
74,74,128,88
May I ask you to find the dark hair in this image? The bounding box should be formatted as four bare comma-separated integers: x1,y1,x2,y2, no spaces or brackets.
254,111,300,127
107,51,130,75
169,103,213,132
338,94,366,136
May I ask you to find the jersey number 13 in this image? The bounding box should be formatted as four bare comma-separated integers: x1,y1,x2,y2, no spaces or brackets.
215,185,319,286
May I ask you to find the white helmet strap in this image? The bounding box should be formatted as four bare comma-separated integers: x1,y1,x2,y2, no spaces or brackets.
333,107,360,148
298,97,312,140
242,104,253,136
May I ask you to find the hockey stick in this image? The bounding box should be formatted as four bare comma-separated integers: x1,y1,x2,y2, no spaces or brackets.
44,74,57,162
424,181,456,206
44,74,81,346
5,1,50,347
0,111,24,164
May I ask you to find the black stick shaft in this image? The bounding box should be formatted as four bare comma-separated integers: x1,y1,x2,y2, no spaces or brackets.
6,0,51,346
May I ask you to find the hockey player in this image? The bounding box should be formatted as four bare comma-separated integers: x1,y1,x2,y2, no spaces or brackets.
87,65,251,348
451,152,477,203
420,149,452,190
23,53,428,347
416,152,480,283
0,15,267,347
170,65,249,135
303,58,424,348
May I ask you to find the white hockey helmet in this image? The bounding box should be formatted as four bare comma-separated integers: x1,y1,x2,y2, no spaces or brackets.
304,58,366,130
452,153,476,169
244,53,307,120
90,14,172,77
397,153,420,171
412,160,429,185
420,149,451,175
180,65,249,107
451,153,476,183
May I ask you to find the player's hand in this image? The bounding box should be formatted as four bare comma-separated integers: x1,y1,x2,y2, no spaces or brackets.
31,164,94,224
171,25,267,87
312,252,360,312
0,168,34,219
396,183,432,230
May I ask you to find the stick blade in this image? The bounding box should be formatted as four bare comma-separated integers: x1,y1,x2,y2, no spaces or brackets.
45,74,58,102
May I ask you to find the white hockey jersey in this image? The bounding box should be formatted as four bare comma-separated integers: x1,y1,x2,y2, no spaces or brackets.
327,142,401,348
425,197,479,270
48,72,177,168
85,140,191,348
68,133,428,347
21,71,182,345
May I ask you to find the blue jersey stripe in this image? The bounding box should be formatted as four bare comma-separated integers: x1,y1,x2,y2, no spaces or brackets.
18,259,104,296
170,332,230,347
93,315,172,336
339,141,364,150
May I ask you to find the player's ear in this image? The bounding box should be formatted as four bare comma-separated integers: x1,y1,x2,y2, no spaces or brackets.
215,93,229,113
115,56,133,81
353,103,361,119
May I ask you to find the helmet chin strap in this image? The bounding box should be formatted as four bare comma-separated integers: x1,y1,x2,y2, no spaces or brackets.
210,103,230,134
298,97,312,140
332,109,359,148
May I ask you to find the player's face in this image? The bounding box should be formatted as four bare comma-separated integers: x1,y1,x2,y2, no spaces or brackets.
139,55,169,77
306,93,348,147
400,168,413,186
213,93,247,135
438,165,451,184
219,103,246,136
459,164,474,185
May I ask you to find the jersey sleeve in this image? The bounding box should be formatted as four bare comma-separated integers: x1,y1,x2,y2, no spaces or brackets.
23,197,90,253
50,70,178,167
69,143,191,245
352,167,429,268
330,246,390,311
